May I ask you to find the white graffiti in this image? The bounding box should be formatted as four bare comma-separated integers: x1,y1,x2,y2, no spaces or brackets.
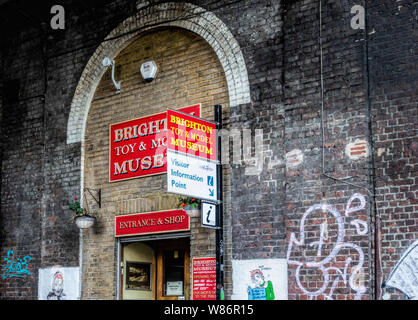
287,193,368,300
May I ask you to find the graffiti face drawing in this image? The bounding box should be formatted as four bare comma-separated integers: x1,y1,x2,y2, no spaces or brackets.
247,268,275,300
47,271,66,300
251,269,265,287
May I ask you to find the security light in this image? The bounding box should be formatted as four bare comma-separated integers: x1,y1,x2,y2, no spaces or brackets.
102,57,113,67
102,57,122,94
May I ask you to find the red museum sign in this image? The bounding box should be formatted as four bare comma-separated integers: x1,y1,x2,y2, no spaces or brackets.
115,209,190,237
109,105,200,182
166,108,217,161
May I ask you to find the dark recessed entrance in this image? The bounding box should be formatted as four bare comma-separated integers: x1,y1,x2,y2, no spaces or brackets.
119,235,190,300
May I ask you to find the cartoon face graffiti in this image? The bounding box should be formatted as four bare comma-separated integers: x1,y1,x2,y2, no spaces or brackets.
247,269,275,300
47,271,67,300
52,272,64,296
250,269,265,287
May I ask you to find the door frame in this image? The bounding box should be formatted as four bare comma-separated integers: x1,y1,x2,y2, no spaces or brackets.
116,232,190,300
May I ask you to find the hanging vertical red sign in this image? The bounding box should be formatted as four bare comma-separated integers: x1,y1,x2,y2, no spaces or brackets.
166,108,217,161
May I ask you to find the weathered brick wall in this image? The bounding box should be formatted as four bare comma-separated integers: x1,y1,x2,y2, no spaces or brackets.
0,22,47,299
0,0,416,300
0,0,138,299
227,1,286,259
368,0,418,300
282,0,374,300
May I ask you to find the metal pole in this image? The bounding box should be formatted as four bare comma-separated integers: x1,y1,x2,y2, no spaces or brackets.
214,105,224,300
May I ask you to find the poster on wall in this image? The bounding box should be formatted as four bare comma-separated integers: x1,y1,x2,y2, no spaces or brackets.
231,259,288,300
38,266,80,300
192,257,216,300
125,262,151,290
109,104,200,182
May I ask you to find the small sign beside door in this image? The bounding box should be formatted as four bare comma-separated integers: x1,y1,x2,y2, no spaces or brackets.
192,257,216,300
166,281,183,296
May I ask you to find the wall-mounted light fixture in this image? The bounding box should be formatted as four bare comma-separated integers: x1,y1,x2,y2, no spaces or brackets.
140,60,158,82
102,57,122,94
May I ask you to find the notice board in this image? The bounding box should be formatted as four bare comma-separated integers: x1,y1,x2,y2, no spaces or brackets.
192,257,216,300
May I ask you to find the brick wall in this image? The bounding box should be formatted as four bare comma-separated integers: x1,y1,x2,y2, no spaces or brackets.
0,23,47,299
282,0,374,300
0,0,416,300
368,0,418,300
0,0,137,299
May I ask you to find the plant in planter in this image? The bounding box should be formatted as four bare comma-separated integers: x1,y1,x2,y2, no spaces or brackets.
177,197,201,218
177,196,201,210
69,197,96,229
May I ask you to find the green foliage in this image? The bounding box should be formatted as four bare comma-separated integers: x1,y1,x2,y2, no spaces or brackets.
177,196,201,209
69,198,84,215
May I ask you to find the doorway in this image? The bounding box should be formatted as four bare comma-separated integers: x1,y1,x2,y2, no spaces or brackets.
119,236,190,300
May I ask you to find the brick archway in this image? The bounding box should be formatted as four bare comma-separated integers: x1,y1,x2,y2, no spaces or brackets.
67,2,250,145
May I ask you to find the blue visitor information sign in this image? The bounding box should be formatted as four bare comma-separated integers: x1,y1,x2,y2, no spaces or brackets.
167,150,218,202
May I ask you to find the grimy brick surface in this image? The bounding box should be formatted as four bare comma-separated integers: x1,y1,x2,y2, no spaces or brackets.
0,0,416,300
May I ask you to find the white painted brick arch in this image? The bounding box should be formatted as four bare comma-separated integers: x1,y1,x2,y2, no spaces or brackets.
66,2,250,144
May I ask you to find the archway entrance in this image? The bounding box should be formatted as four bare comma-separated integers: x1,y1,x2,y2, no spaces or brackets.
81,27,229,299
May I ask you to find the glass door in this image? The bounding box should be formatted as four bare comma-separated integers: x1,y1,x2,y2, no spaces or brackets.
156,238,190,300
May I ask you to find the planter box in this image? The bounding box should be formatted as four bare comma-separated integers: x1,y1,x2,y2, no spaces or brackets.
75,216,96,229
184,208,200,218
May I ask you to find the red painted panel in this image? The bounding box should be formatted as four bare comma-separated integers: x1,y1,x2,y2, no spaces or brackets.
115,209,190,237
192,257,216,300
109,105,200,182
166,108,217,161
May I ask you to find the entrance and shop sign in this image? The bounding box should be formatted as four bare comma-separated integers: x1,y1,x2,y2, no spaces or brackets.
166,109,218,202
109,105,200,182
192,257,216,300
115,209,190,237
